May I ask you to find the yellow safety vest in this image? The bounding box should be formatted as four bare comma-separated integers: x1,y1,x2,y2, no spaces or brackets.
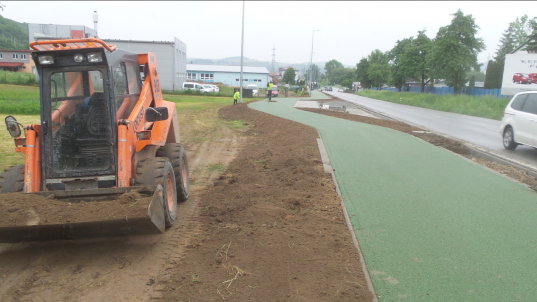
268,83,273,90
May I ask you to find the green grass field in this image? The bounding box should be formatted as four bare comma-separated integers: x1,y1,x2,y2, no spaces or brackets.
0,84,263,171
357,90,510,120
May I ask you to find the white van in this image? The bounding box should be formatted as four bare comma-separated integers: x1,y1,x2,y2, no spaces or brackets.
182,82,204,91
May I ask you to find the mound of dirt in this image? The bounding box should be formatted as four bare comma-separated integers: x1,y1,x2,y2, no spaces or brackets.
0,191,151,227
158,102,374,301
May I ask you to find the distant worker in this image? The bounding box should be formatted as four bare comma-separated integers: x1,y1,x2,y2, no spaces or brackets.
267,81,275,102
233,90,240,105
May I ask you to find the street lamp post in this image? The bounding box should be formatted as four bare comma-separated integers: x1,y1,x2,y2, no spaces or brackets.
310,30,320,95
239,1,245,103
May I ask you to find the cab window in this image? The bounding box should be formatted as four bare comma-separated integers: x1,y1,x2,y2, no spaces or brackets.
511,94,527,111
521,94,537,115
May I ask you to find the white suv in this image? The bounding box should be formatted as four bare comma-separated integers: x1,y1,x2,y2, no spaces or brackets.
182,82,203,91
500,91,537,150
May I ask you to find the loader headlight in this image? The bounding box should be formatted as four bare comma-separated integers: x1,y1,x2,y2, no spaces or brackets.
38,55,54,65
136,131,152,140
74,53,84,63
87,53,103,63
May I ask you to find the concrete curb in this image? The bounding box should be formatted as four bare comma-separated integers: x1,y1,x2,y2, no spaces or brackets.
316,134,379,302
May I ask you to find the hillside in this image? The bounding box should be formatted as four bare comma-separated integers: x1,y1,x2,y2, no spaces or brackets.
0,14,28,50
187,56,328,73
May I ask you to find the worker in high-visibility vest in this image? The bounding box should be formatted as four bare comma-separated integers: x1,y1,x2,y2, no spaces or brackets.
267,81,274,102
233,90,240,105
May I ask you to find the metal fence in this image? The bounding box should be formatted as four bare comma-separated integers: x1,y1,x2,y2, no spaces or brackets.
372,86,510,98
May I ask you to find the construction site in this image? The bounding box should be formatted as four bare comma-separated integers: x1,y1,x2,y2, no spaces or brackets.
0,37,537,302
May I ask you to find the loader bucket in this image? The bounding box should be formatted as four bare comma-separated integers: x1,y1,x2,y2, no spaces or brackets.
0,185,166,243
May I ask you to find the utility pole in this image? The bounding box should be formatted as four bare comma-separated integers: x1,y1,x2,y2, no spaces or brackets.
271,44,276,74
310,30,320,95
93,11,98,38
239,1,245,103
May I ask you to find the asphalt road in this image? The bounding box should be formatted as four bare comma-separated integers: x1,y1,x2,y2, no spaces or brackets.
326,90,537,168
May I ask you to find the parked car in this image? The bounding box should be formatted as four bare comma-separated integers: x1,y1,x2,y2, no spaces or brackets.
513,73,531,84
325,86,333,91
528,73,537,84
247,84,258,95
500,91,537,150
210,85,220,93
201,84,214,93
182,82,204,91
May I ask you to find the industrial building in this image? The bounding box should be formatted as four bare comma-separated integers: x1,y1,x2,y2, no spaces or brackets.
102,39,187,91
27,23,97,45
186,64,269,88
29,23,187,91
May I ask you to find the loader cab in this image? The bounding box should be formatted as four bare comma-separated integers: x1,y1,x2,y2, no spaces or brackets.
32,47,142,190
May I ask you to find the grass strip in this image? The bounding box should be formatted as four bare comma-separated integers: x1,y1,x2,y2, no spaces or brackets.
356,90,510,120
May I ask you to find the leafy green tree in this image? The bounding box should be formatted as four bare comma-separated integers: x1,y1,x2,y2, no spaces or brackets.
484,60,503,89
367,50,390,89
524,18,537,52
282,68,296,85
356,58,372,89
325,59,344,74
324,60,344,84
327,67,345,84
430,10,485,94
401,30,433,93
338,68,356,88
389,37,413,91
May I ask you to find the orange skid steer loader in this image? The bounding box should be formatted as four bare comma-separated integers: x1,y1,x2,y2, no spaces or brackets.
0,38,189,242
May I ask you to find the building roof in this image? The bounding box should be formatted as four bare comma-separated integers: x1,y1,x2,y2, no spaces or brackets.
103,39,174,45
0,49,32,53
187,64,269,74
0,62,24,67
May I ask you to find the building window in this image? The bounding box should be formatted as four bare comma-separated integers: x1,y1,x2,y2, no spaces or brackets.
0,54,3,59
187,72,196,80
12,54,18,59
243,79,248,82
235,79,239,82
200,73,213,80
21,54,26,59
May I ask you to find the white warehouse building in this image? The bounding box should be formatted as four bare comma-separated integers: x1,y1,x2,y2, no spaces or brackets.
102,39,187,91
186,64,270,88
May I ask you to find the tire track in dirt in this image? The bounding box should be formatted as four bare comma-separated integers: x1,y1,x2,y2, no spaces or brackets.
0,125,246,302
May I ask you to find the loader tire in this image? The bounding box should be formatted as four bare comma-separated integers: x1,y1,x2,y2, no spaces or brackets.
156,143,190,202
0,165,24,193
135,158,177,228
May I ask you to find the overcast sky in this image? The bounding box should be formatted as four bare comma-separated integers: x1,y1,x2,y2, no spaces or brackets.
3,1,536,68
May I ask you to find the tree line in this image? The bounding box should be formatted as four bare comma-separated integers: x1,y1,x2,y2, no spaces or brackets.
318,10,537,94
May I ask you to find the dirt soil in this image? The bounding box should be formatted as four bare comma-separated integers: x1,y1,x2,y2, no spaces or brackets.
0,102,374,302
156,104,373,301
0,191,150,227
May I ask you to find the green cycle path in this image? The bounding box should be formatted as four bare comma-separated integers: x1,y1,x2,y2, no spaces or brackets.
249,91,537,301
